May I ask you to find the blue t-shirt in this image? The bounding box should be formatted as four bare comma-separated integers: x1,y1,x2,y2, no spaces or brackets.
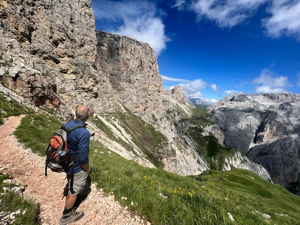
64,119,90,174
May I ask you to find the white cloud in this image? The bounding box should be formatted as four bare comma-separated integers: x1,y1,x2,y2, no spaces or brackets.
161,75,191,83
92,0,169,55
253,69,290,93
204,98,218,104
190,0,267,28
186,91,204,98
175,0,300,41
253,69,289,88
211,84,218,91
255,85,287,93
179,79,208,98
263,0,300,40
192,97,218,104
174,0,186,9
224,90,244,95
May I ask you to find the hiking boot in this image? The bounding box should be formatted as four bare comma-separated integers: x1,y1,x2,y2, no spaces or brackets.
60,209,84,225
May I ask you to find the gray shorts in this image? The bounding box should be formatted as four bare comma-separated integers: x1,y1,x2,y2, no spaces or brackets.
67,170,89,195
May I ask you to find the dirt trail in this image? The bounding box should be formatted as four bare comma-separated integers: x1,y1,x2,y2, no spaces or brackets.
0,116,148,225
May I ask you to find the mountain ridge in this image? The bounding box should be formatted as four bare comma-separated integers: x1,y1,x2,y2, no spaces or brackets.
207,93,300,194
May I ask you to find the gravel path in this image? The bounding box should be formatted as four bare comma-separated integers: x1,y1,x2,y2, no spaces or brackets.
0,115,149,225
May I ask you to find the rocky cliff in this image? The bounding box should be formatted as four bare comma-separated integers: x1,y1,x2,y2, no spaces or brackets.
0,0,99,117
207,93,300,194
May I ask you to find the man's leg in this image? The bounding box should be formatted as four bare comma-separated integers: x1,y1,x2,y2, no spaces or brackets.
60,173,85,225
65,194,77,210
73,175,92,209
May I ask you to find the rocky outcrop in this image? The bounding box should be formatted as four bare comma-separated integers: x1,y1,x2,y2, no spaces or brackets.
96,31,164,117
221,151,272,182
0,169,28,225
0,0,98,114
207,93,300,194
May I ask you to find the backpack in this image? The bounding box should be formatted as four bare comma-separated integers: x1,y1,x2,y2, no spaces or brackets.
45,124,85,194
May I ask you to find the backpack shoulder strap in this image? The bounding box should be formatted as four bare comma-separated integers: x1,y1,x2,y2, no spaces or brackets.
64,124,86,136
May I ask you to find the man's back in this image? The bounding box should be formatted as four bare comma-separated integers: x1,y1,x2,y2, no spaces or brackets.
64,119,90,174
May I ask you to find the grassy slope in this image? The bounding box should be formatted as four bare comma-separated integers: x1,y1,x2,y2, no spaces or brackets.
14,113,300,225
184,106,237,170
189,107,214,127
14,114,63,155
0,173,39,225
0,92,32,124
90,107,167,168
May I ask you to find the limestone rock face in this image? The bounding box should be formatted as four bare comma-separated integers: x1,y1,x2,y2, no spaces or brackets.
207,93,300,194
221,151,272,182
96,31,164,119
0,0,99,114
247,135,300,186
170,86,185,104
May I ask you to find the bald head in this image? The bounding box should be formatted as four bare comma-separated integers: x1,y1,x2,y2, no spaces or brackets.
75,105,90,122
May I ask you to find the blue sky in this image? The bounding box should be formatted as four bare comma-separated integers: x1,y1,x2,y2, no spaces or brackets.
91,0,300,103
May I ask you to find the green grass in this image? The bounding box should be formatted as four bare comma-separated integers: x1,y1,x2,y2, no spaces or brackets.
187,126,236,170
91,107,167,168
89,143,300,225
38,106,56,115
189,107,213,127
14,114,63,156
179,106,236,170
15,113,300,225
122,106,167,146
0,173,40,224
0,93,33,125
90,115,133,151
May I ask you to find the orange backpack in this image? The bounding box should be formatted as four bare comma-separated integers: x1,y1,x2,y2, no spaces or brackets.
45,124,85,194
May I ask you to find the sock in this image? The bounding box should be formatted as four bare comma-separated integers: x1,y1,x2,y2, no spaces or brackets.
63,207,73,215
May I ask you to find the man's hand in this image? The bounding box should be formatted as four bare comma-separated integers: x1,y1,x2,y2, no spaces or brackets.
81,163,90,173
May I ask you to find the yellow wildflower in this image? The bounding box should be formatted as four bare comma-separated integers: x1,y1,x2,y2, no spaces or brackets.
144,175,147,180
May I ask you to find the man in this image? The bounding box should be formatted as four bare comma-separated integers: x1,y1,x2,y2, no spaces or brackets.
60,105,91,225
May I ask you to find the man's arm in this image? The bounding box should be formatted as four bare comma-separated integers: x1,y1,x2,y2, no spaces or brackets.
81,163,90,173
77,130,90,173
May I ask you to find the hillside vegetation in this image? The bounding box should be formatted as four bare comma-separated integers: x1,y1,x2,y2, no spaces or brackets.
90,106,167,168
0,93,32,125
0,173,39,225
180,106,237,170
13,111,300,225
